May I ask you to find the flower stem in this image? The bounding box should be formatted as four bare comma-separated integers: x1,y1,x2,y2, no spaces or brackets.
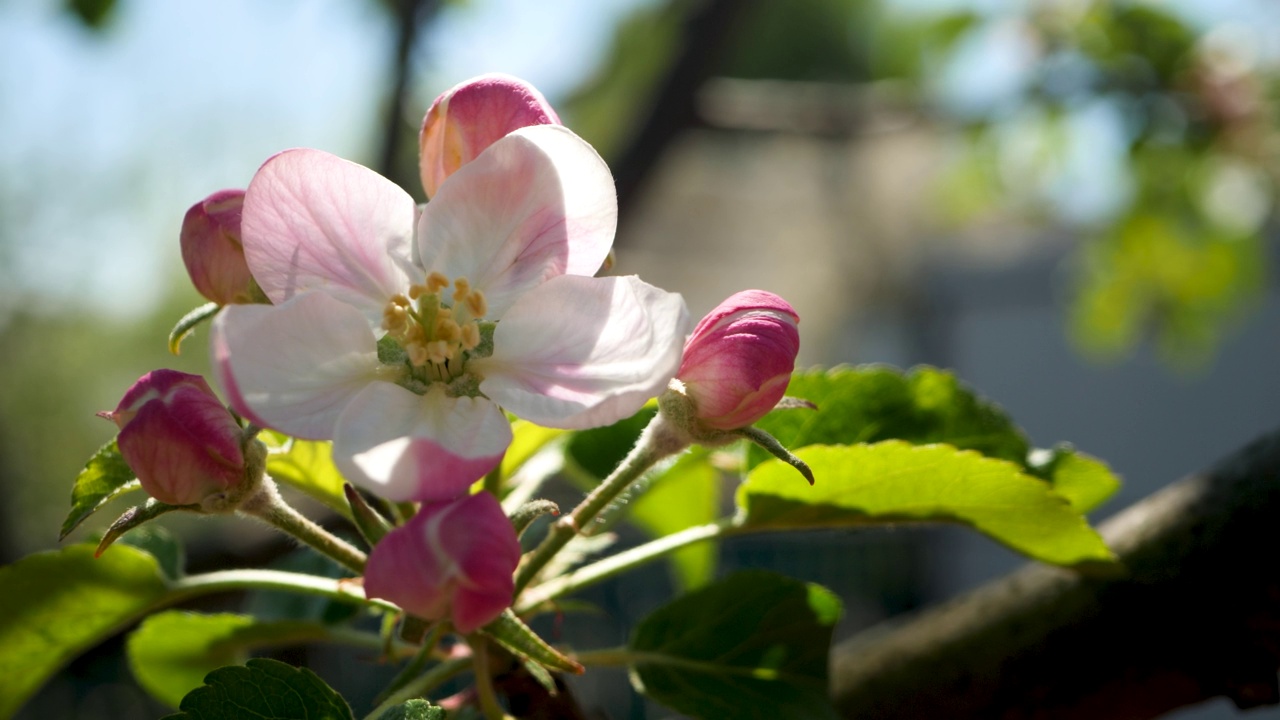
363,656,470,720
166,568,397,611
513,414,687,597
516,519,738,612
239,477,368,574
472,637,506,720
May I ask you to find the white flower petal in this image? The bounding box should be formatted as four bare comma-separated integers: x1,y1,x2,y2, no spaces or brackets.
242,148,417,320
333,383,513,502
211,292,381,439
416,125,616,317
475,275,690,429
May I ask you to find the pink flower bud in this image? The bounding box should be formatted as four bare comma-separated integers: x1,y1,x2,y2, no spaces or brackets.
181,189,257,305
364,492,519,633
677,290,800,431
103,370,246,506
419,73,560,199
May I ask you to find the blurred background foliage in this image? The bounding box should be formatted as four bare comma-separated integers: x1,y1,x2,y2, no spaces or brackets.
4,0,1277,717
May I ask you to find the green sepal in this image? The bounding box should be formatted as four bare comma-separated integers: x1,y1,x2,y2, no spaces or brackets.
481,610,583,675
168,302,220,356
96,499,194,557
344,483,392,545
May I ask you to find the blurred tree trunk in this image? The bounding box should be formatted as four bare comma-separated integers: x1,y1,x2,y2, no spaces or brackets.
830,428,1280,719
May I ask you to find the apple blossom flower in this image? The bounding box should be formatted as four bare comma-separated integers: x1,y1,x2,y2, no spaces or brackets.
103,369,245,506
676,290,800,431
180,189,259,305
212,124,690,502
364,491,519,633
419,73,559,199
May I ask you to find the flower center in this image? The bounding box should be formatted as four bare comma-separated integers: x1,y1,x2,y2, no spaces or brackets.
381,272,488,384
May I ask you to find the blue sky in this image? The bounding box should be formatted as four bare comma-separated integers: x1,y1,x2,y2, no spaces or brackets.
0,0,652,321
0,0,1275,322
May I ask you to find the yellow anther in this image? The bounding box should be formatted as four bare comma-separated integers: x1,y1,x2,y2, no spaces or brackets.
426,340,452,365
460,323,481,350
390,293,411,308
435,318,461,343
404,323,425,344
465,290,487,319
452,277,471,302
426,272,449,293
408,283,428,300
406,343,429,367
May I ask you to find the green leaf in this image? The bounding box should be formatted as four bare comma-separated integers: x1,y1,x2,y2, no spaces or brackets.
738,443,1116,567
0,544,170,718
1033,446,1122,513
501,420,567,479
752,367,1122,507
566,406,656,479
628,449,720,590
128,612,334,709
482,610,583,675
376,699,446,720
263,432,353,520
628,570,841,720
750,366,1031,469
164,657,353,720
117,524,185,580
61,438,141,539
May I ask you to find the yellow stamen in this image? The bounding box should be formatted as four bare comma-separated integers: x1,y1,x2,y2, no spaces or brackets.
390,293,411,308
452,277,471,302
408,283,429,300
460,323,480,350
406,343,429,367
426,340,452,365
465,290,487,319
426,272,449,293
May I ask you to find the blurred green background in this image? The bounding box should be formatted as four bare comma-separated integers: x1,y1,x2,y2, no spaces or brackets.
3,0,1279,717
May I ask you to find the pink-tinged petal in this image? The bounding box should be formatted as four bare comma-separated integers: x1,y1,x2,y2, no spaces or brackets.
110,369,246,506
419,73,560,199
180,189,257,305
417,125,616,317
679,290,800,430
332,383,512,502
241,148,417,320
365,493,519,632
475,275,691,429
211,291,381,439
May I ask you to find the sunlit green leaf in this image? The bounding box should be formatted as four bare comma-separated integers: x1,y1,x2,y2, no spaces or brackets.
628,449,720,589
61,438,141,539
128,612,333,709
162,657,353,720
750,366,1031,469
738,443,1116,568
262,432,353,520
629,570,841,720
1032,447,1121,514
501,420,567,479
0,544,169,718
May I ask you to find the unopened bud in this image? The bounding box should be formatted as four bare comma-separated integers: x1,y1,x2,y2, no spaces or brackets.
364,492,520,634
676,290,800,431
180,189,258,305
419,73,559,199
102,369,246,506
